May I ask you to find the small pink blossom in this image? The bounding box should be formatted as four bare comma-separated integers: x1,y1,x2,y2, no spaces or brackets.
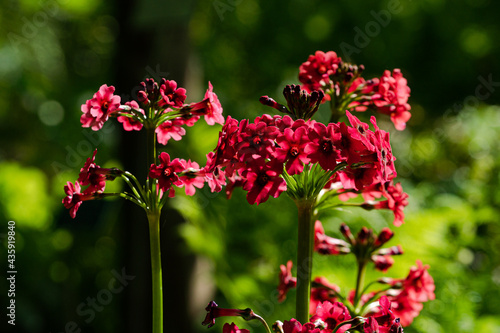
278,260,297,302
81,84,121,130
117,100,144,131
177,159,205,196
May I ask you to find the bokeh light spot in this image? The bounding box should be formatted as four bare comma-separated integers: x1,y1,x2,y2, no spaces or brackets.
38,100,64,126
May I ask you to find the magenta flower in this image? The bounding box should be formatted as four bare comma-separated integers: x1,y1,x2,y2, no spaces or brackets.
299,51,342,101
81,84,121,130
305,122,342,171
189,82,224,125
223,323,250,333
237,119,279,163
365,296,403,332
177,159,205,196
372,182,409,227
276,126,311,175
283,319,321,333
309,301,351,333
202,301,254,328
400,261,435,303
310,277,340,315
158,80,186,108
203,152,227,192
372,69,412,131
117,100,144,131
149,152,184,194
155,119,187,145
77,149,106,192
278,260,297,302
241,161,287,205
62,181,98,218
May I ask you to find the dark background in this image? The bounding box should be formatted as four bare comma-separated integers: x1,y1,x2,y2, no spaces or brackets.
1,0,500,332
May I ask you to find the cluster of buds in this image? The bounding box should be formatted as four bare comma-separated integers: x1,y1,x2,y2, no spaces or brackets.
278,223,434,328
339,223,403,272
260,84,325,121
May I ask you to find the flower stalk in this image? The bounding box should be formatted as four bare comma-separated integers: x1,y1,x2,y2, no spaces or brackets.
148,212,163,333
295,199,315,324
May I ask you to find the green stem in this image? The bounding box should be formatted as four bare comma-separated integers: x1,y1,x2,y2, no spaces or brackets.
148,212,163,333
353,259,367,314
295,199,315,324
146,122,157,170
253,313,273,333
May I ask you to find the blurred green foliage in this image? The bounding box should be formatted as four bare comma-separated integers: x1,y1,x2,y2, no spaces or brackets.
1,0,500,332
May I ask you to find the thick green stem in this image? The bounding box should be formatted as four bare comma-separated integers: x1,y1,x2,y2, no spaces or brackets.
295,199,315,324
148,212,163,333
353,259,367,314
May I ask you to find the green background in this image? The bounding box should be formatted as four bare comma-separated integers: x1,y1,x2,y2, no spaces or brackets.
1,0,499,332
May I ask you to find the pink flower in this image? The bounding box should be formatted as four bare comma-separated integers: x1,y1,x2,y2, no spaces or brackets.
177,159,205,196
117,100,144,131
385,261,435,326
310,277,340,314
158,80,186,108
299,51,342,101
204,152,227,192
223,323,250,333
149,152,184,194
401,260,435,303
305,122,342,171
371,254,395,272
372,69,411,131
310,301,351,333
278,260,297,302
62,181,97,218
365,296,403,332
198,82,224,125
209,116,241,172
276,126,311,175
241,161,287,205
237,119,279,163
372,182,409,227
283,319,321,333
369,117,397,181
77,149,106,192
155,119,187,145
202,301,254,328
81,84,121,130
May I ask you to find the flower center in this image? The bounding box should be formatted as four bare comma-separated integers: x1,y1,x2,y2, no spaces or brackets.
252,136,262,146
102,102,109,112
257,173,269,186
164,167,173,177
321,140,332,153
290,146,299,157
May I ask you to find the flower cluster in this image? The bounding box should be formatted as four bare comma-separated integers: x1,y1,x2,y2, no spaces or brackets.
205,103,407,226
298,50,411,130
64,78,224,218
80,79,223,143
278,223,435,328
63,149,122,218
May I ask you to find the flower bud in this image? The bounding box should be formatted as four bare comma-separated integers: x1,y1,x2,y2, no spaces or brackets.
340,223,355,245
374,227,394,247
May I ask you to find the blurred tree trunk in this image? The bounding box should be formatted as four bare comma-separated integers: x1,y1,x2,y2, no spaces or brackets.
114,1,197,332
